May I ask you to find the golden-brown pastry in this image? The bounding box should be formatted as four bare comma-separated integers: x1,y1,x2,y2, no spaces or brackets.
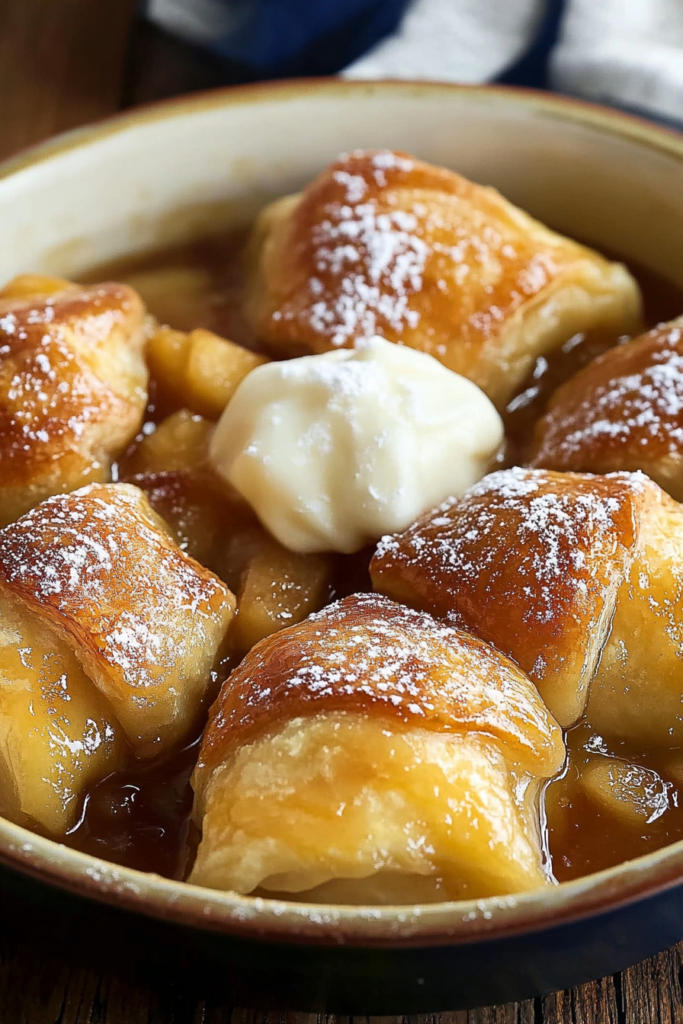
246,150,642,407
373,466,683,749
532,318,683,500
372,467,647,728
0,483,235,760
585,482,683,748
190,593,564,901
0,275,149,526
0,590,124,834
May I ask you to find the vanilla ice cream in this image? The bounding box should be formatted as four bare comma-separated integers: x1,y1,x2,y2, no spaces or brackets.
209,337,503,553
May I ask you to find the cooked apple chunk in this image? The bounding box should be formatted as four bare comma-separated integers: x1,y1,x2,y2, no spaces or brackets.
122,410,214,477
147,326,267,419
580,759,673,828
227,528,334,655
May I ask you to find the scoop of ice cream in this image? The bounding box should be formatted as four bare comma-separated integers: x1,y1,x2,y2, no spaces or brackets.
209,337,503,553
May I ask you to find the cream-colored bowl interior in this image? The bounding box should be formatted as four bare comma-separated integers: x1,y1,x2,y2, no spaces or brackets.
3,82,683,288
1,80,683,944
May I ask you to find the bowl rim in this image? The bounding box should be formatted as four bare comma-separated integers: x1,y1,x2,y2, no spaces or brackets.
2,76,683,185
2,77,683,949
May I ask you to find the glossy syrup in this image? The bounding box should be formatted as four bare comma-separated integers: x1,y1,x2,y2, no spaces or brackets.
547,724,683,882
65,228,683,884
503,259,683,464
64,740,199,879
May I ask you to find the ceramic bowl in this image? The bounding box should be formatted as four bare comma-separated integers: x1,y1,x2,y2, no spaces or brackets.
1,80,683,1014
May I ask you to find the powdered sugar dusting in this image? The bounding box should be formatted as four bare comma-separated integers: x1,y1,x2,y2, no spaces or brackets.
0,282,147,493
278,150,432,347
201,592,564,779
0,483,233,747
259,148,600,374
535,324,683,463
378,467,644,598
373,468,649,698
462,469,635,612
309,205,427,346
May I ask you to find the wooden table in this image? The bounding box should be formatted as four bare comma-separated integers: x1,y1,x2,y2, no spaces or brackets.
1,2,682,1021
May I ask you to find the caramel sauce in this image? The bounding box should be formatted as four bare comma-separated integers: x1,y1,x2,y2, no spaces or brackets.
82,229,260,354
65,740,199,879
503,258,683,464
547,724,683,882
62,227,683,887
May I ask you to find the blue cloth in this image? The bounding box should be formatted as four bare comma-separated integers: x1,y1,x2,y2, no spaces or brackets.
145,0,414,77
497,0,565,89
143,0,683,127
144,0,563,83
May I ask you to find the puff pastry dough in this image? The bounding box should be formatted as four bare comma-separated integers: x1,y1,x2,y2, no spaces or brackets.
372,467,683,741
0,275,149,526
190,593,563,901
0,483,235,773
532,318,683,500
586,483,683,748
246,150,642,407
0,590,124,834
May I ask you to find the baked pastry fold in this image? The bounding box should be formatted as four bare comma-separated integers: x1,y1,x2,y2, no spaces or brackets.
0,275,149,526
190,593,564,901
532,318,683,500
529,320,683,745
373,467,683,748
372,466,683,753
0,589,124,835
586,486,683,748
0,483,236,832
246,149,642,407
372,467,648,728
